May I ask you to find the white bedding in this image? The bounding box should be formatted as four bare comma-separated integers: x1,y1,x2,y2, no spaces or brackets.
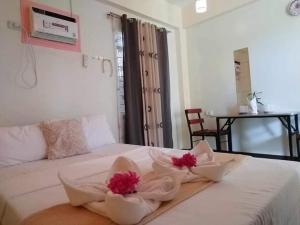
1,144,300,225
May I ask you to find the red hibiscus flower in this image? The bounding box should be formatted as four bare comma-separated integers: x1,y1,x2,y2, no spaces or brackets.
107,171,140,195
172,153,197,168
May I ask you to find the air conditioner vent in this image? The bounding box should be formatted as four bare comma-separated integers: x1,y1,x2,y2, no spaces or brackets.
30,6,78,45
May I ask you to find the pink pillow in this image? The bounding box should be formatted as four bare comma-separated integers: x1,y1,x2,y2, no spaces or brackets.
40,119,89,160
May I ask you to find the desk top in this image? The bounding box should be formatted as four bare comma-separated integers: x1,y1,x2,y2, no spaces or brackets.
212,112,300,119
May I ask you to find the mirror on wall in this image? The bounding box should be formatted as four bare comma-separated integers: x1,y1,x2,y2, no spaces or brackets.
234,48,252,105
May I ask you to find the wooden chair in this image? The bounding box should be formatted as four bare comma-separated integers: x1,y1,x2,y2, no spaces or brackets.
185,108,229,149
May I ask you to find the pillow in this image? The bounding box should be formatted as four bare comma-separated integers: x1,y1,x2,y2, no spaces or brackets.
81,115,116,150
0,125,47,168
40,119,90,160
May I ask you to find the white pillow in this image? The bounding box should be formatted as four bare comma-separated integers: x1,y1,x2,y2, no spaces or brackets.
0,124,47,168
81,115,116,150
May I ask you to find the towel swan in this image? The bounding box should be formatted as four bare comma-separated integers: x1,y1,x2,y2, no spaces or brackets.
149,141,235,183
59,156,181,225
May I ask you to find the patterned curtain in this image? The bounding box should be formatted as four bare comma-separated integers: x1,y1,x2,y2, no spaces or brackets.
137,22,164,147
122,15,173,148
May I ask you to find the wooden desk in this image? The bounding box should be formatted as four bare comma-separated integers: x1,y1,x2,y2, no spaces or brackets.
213,112,300,160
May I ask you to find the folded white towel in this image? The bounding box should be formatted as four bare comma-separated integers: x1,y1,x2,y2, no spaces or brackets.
150,141,234,183
58,175,107,206
59,156,181,225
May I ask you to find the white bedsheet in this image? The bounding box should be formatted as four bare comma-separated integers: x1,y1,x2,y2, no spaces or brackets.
1,144,300,225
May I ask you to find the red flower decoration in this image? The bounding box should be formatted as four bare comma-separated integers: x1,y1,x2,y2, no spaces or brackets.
107,171,140,195
172,153,197,168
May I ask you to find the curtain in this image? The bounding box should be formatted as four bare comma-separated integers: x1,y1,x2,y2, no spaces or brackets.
121,15,145,145
121,15,173,148
138,22,164,147
156,29,173,148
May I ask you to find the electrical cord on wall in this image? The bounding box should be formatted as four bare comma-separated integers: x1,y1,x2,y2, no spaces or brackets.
16,26,38,89
16,0,75,89
69,0,73,18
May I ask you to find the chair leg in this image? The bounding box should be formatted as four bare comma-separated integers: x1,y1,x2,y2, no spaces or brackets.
227,133,232,152
202,136,205,140
214,136,219,152
297,138,300,160
190,135,193,150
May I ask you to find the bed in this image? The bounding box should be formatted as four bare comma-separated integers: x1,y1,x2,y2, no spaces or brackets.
1,143,300,225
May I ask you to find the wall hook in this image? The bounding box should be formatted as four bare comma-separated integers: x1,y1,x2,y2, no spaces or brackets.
102,58,113,77
82,54,113,77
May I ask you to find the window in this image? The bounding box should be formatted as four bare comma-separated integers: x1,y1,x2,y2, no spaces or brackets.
113,26,125,143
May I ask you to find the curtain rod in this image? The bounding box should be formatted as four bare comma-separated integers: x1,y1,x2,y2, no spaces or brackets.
107,12,171,33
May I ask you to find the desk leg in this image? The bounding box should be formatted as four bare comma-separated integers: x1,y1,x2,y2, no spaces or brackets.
228,119,233,152
295,114,299,133
216,118,221,151
287,116,294,158
295,115,299,160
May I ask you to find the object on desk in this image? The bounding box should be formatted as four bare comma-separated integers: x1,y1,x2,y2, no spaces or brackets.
263,104,275,113
247,92,262,114
239,105,249,114
248,98,258,114
247,91,263,114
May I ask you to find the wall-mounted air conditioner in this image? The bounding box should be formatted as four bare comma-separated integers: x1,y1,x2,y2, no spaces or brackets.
30,7,78,45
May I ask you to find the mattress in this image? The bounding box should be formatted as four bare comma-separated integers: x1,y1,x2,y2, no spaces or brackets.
1,143,300,225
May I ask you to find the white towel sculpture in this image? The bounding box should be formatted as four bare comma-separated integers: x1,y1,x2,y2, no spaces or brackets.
149,141,235,183
59,156,181,225
59,141,235,225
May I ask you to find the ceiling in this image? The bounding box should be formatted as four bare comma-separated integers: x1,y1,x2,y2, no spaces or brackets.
167,0,195,7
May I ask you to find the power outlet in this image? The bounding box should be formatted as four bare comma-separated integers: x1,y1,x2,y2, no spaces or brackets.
7,20,21,31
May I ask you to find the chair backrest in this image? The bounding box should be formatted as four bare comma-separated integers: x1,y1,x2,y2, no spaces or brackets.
185,108,204,135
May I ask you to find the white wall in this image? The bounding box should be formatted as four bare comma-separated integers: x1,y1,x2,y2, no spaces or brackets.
0,0,185,148
186,0,300,155
182,0,257,28
101,0,182,28
0,0,119,139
